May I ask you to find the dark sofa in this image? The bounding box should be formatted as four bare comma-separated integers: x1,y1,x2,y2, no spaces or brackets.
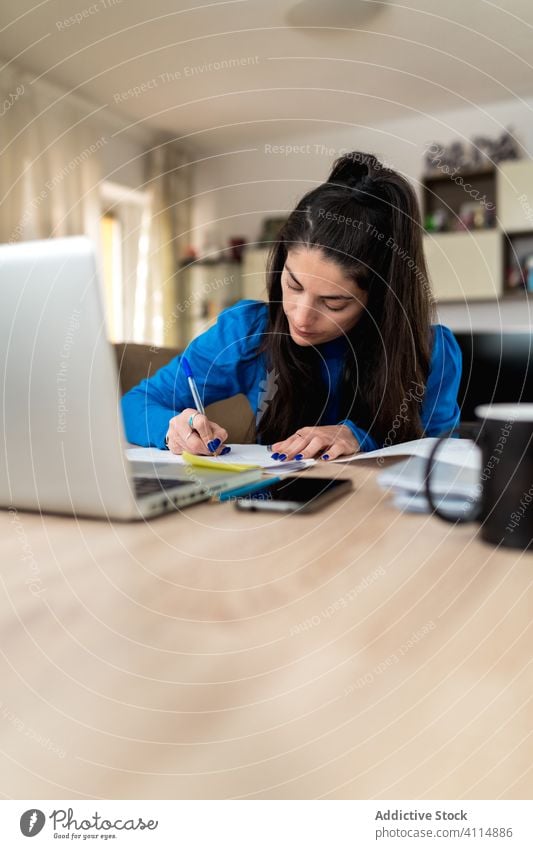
453,332,533,421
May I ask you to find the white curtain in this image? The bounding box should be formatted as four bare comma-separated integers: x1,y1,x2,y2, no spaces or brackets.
131,143,192,348
0,64,102,251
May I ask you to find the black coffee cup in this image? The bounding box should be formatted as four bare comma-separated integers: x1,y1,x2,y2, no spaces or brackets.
425,404,533,550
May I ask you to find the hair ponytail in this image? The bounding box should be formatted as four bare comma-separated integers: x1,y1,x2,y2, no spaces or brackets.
327,151,382,184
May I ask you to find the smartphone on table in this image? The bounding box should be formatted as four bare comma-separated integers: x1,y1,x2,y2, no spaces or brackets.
234,476,353,513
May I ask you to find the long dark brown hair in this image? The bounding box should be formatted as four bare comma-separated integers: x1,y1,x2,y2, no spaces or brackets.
256,151,434,446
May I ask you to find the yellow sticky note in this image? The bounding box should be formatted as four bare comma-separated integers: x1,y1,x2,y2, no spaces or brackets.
182,451,260,473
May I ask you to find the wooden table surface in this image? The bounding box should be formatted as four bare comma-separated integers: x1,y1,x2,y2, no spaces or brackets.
1,461,531,800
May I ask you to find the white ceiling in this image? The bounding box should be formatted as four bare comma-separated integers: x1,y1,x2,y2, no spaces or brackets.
1,0,533,151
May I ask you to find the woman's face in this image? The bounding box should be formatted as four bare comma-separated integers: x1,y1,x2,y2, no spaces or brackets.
281,247,368,346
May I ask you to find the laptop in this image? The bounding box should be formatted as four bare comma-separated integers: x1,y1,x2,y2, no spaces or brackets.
0,237,261,520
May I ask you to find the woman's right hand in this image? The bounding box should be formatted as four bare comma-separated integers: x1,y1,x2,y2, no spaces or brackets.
165,408,229,455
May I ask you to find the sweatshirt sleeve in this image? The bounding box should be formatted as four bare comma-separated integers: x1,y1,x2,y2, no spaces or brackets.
121,300,267,448
421,324,462,436
337,419,380,452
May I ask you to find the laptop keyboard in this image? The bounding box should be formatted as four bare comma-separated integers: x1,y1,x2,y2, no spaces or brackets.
133,477,191,498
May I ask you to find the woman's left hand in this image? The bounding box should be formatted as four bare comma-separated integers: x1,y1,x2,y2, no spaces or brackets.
271,425,360,461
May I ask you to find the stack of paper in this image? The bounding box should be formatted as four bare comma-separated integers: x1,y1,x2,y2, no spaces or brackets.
335,437,482,514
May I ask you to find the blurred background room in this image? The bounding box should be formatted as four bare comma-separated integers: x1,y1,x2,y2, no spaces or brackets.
1,0,533,414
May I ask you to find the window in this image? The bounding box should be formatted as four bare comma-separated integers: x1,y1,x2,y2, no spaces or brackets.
99,181,149,342
100,211,123,341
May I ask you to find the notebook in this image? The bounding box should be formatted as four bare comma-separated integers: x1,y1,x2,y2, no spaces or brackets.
126,444,316,474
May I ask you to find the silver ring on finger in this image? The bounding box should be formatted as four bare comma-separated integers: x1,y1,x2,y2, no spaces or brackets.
188,412,200,429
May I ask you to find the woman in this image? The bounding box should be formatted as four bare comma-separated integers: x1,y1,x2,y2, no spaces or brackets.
122,151,461,461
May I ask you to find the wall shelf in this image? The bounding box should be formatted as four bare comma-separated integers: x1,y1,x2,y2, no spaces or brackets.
422,159,533,302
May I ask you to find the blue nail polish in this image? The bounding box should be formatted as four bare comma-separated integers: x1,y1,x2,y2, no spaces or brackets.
278,453,287,461
212,437,221,449
294,453,304,460
322,454,330,460
221,446,231,455
270,452,280,460
207,440,217,452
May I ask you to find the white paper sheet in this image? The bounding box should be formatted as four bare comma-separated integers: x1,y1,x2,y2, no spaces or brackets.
378,456,480,497
125,444,315,473
333,437,482,471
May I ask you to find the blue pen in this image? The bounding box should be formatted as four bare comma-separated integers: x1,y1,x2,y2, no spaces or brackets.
182,356,220,455
219,476,281,502
181,356,206,416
